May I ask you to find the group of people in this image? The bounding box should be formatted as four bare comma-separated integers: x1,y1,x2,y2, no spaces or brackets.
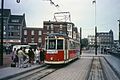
11,47,45,68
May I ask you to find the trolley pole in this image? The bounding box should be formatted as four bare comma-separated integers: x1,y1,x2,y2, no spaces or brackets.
80,27,82,55
95,27,97,55
0,0,4,66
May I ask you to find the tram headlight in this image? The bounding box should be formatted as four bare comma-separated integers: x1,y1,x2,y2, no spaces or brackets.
50,57,53,60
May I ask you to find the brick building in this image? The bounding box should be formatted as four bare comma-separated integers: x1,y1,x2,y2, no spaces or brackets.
22,27,43,48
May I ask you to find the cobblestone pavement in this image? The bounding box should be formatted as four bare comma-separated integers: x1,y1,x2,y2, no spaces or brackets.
41,57,93,80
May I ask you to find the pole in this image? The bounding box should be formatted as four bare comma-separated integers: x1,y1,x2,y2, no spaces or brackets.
0,0,4,66
95,27,97,55
93,0,97,55
118,20,120,44
80,27,82,55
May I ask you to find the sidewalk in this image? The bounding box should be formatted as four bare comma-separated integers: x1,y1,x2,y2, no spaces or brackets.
0,53,12,68
104,55,120,78
0,64,44,80
0,53,45,80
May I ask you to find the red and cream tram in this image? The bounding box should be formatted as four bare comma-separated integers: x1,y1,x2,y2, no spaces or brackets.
44,33,80,64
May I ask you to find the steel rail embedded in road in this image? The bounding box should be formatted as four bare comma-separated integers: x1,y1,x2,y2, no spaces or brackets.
8,65,62,80
87,57,105,80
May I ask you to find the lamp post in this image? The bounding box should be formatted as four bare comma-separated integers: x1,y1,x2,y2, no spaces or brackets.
80,27,82,55
0,0,21,66
95,27,97,55
0,0,4,66
93,0,97,55
118,19,120,44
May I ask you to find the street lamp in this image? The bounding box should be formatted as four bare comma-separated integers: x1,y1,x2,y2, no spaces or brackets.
0,0,4,66
0,0,21,66
118,19,120,44
92,0,97,55
95,27,97,55
16,0,20,3
80,27,82,55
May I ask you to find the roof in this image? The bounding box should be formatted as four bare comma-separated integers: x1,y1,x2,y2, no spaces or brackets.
0,9,11,17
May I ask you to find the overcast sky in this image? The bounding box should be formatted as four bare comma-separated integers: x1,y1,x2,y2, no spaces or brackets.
3,0,120,40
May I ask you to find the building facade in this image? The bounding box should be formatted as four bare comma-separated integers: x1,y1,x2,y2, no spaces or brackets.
22,27,43,48
0,9,26,45
97,30,114,48
0,9,79,49
88,30,114,49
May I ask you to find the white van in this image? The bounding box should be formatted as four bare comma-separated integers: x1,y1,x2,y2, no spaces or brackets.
12,45,30,53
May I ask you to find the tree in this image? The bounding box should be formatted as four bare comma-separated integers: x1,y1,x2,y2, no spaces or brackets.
81,38,88,48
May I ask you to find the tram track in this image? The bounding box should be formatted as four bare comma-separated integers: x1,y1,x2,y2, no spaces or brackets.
87,56,120,80
7,64,65,80
87,57,105,80
7,65,58,80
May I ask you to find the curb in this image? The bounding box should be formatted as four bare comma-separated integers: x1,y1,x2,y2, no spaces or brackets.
0,64,45,80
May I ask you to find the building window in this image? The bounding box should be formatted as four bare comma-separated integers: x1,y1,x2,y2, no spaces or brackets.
60,25,62,29
17,32,20,36
14,26,20,30
51,24,53,30
11,32,14,36
31,38,34,43
3,20,6,23
31,30,34,35
4,32,6,35
11,19,19,23
38,37,42,43
24,30,27,35
38,31,41,35
47,25,49,30
8,32,10,36
24,38,27,43
4,26,6,30
8,26,14,30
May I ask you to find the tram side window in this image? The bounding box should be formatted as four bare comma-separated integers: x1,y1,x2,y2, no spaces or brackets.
57,40,63,49
49,40,56,49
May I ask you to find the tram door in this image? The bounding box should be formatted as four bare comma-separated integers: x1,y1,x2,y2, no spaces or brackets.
65,39,68,60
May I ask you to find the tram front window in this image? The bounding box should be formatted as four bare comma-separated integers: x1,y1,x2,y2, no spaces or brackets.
49,40,56,49
57,40,63,49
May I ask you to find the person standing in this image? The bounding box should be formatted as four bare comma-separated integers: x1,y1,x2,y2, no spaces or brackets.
12,48,19,67
28,47,35,64
35,47,40,64
17,47,26,68
40,49,45,63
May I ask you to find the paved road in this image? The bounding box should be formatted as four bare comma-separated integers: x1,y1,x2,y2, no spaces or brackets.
41,57,93,80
